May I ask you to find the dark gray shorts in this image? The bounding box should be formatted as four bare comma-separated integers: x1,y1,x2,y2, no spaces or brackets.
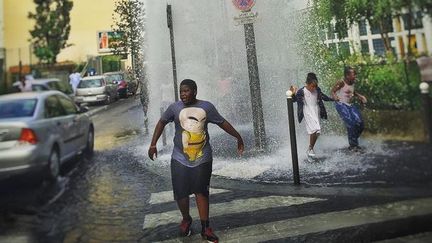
170,159,212,201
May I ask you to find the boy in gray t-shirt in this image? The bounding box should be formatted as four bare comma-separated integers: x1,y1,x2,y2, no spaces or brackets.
148,79,244,242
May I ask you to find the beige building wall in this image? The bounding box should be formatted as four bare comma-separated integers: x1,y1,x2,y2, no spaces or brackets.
0,0,4,48
4,0,116,69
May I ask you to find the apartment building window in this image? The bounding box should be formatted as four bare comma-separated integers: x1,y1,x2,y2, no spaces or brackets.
370,22,381,35
403,12,423,29
335,21,348,39
370,17,393,34
373,39,385,56
328,43,337,56
339,42,350,56
327,23,336,40
373,37,395,56
361,40,369,54
359,20,367,36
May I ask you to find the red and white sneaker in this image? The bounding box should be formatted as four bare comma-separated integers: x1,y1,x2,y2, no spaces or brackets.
179,217,192,236
201,227,219,243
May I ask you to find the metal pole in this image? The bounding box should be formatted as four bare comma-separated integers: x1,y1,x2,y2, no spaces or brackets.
420,82,432,144
29,45,32,75
286,90,300,185
167,4,179,101
244,23,266,151
18,48,22,79
160,107,167,146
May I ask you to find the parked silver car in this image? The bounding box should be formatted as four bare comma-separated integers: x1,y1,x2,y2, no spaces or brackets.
0,91,94,182
12,78,74,98
74,75,118,105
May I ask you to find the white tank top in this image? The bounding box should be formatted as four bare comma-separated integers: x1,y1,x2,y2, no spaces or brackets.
337,81,354,104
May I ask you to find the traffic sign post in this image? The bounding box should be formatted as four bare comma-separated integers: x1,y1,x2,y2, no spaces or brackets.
233,0,266,151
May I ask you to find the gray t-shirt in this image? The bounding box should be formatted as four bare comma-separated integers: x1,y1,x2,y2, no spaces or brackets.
161,100,225,167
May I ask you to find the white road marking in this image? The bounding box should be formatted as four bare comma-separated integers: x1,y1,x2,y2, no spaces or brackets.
143,195,324,229
149,188,230,205
161,197,432,242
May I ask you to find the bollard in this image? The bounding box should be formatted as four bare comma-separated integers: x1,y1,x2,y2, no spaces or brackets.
420,82,432,144
286,90,300,185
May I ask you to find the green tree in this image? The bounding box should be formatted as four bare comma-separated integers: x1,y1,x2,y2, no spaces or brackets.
28,0,73,64
313,0,432,55
112,0,148,131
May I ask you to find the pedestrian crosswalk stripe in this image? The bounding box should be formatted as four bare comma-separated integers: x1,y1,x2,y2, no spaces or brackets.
143,195,324,229
161,197,432,242
149,188,230,205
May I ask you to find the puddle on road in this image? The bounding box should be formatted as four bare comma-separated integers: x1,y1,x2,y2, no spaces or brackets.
95,129,142,150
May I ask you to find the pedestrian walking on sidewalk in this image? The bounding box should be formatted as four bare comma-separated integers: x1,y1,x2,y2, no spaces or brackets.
331,66,367,151
148,79,244,242
18,75,32,92
290,72,333,159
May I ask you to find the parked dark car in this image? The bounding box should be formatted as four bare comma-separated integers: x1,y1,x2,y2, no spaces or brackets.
104,71,137,98
0,91,94,182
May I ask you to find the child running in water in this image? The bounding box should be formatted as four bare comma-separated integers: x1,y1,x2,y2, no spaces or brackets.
290,72,334,159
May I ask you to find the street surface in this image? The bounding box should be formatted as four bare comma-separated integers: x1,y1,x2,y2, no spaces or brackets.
1,97,432,243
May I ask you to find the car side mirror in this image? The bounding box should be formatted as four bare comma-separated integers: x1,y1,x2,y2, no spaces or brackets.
79,105,89,113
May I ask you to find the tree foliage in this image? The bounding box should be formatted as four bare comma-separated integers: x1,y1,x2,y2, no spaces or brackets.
311,0,431,54
28,0,73,64
296,2,423,110
112,0,149,130
111,0,145,61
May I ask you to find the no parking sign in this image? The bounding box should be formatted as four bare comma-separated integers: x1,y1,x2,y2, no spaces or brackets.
232,0,256,12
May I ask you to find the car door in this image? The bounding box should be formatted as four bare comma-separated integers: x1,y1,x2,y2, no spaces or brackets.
44,95,74,159
57,95,85,150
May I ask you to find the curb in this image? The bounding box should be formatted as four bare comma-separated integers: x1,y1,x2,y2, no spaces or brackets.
86,106,107,117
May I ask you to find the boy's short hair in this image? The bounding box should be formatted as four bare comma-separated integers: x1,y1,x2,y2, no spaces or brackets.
306,72,318,84
180,79,197,92
344,66,355,77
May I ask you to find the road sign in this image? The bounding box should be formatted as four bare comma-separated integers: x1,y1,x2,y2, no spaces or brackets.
232,0,256,12
234,11,258,25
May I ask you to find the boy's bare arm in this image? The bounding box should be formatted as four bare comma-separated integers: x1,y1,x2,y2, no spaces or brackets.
148,119,167,160
354,91,367,104
218,120,244,155
331,80,344,101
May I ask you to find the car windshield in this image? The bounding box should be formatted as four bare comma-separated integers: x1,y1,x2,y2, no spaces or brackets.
0,99,37,118
105,74,123,82
48,81,74,94
78,79,103,88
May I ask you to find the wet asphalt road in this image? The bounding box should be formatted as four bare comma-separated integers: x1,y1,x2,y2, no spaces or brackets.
0,97,165,242
1,97,432,242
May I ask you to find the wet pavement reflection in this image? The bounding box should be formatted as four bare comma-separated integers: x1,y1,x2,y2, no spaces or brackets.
1,98,431,242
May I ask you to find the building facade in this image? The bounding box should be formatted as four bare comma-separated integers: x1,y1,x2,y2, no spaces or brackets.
2,0,127,86
323,12,432,58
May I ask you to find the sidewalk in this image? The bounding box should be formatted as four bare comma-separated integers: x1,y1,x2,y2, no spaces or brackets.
111,100,432,242
139,129,432,242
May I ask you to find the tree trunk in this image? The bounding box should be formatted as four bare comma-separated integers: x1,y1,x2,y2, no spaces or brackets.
378,19,392,52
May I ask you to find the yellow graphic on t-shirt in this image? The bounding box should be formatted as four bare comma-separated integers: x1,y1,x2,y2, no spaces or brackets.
179,107,207,162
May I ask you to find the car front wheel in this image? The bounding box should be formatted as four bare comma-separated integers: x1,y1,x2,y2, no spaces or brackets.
84,127,94,158
104,95,111,105
46,147,60,182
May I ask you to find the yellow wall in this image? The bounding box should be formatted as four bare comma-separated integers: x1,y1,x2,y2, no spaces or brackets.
4,0,116,68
